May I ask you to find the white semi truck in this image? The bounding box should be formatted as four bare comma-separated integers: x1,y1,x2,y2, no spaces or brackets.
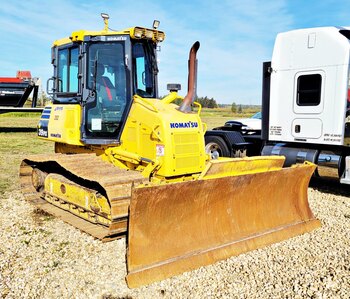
206,26,350,183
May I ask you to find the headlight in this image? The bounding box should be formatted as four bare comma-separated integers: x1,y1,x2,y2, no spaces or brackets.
144,29,154,39
154,31,165,42
133,27,143,38
130,27,165,42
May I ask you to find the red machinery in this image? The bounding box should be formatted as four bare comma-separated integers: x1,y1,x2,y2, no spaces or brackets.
0,71,42,113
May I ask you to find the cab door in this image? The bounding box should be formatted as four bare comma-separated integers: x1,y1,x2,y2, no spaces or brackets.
292,71,324,139
82,37,132,144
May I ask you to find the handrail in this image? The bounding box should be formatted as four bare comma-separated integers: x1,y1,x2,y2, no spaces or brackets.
162,92,183,104
193,101,202,115
133,95,159,113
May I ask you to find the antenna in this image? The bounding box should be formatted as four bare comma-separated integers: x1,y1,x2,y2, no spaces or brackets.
101,13,109,31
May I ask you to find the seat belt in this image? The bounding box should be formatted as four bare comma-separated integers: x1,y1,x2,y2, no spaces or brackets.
101,77,113,101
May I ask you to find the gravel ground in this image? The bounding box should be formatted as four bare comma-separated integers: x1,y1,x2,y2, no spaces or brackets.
1,186,349,299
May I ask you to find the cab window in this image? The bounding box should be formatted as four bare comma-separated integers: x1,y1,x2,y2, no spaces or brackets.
57,47,79,93
297,74,321,106
132,42,156,98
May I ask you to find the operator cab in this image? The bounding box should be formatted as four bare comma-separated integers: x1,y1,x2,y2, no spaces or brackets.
48,15,164,145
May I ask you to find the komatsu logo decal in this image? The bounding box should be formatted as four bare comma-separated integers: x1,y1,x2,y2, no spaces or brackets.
50,133,62,138
106,36,126,41
170,121,198,129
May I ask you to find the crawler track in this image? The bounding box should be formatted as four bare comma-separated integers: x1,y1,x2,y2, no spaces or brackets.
20,153,147,241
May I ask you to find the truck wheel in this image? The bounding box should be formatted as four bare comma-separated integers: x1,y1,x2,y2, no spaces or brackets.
205,136,231,159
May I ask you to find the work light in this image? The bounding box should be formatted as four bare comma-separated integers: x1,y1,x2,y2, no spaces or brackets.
153,20,160,29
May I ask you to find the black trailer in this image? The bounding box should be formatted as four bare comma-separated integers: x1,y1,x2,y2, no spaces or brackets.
0,72,43,114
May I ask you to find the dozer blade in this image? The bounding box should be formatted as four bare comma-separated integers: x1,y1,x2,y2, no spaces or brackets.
126,159,321,288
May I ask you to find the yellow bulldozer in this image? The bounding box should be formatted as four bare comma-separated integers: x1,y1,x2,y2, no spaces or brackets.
20,14,321,288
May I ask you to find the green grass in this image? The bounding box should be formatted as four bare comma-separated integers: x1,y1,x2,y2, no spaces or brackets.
0,106,258,193
0,116,53,193
199,107,259,118
0,112,42,118
199,107,259,129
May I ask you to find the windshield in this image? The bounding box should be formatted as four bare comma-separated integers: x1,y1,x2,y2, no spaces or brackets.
132,41,157,98
86,42,128,138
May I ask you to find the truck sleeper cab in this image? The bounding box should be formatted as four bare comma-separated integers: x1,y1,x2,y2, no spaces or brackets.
204,26,350,184
261,27,350,183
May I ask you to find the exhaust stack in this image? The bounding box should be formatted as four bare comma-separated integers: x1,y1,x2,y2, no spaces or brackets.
179,41,200,112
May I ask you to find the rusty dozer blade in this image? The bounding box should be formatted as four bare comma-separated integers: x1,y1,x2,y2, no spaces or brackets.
126,158,321,288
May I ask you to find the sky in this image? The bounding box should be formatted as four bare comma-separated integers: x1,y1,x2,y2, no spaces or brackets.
1,0,350,105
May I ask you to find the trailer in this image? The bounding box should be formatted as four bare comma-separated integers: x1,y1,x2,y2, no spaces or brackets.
205,26,350,184
0,71,42,114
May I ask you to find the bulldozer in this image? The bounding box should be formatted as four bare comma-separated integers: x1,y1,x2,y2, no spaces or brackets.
20,14,321,288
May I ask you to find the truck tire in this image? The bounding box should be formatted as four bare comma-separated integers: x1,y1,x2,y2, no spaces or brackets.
205,135,231,159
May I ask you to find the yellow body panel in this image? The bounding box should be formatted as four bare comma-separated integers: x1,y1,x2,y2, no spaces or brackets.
38,104,83,146
119,96,206,177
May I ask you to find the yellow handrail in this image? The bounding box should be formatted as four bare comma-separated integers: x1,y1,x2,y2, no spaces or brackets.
133,95,159,113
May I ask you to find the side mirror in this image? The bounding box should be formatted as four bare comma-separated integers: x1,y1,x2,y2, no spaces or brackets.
46,77,55,95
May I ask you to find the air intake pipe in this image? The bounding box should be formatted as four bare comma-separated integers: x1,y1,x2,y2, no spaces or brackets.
178,41,200,112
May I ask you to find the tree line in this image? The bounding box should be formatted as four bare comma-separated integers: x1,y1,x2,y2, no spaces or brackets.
169,96,218,108
195,96,218,108
161,95,262,111
231,102,242,113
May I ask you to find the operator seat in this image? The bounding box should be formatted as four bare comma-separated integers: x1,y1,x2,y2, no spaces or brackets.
96,63,117,109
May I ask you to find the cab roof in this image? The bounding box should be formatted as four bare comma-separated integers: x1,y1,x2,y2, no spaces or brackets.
53,27,165,47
